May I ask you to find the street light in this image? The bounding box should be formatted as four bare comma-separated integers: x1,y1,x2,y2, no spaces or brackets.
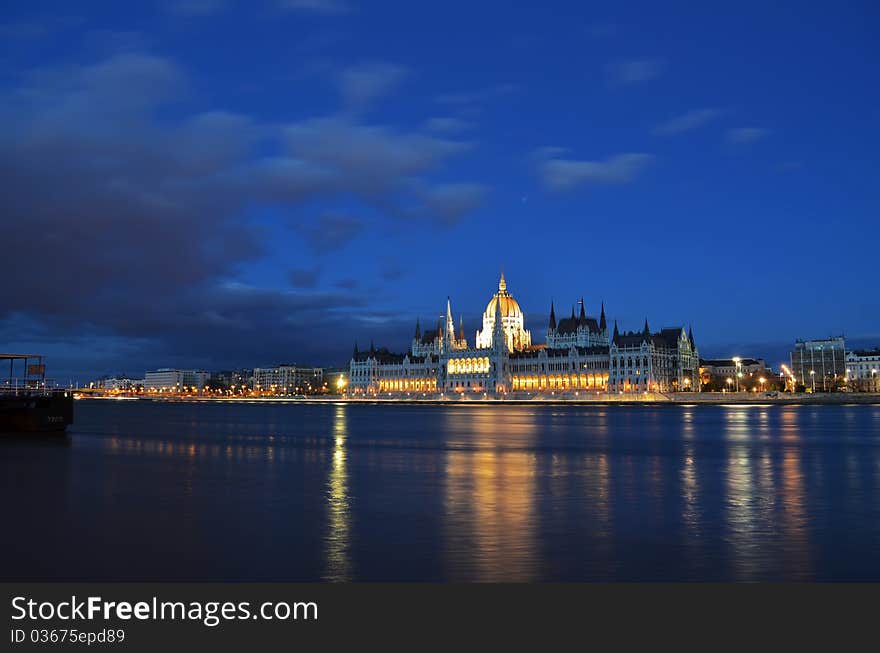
810,369,816,393
759,377,766,392
732,357,742,392
726,377,733,393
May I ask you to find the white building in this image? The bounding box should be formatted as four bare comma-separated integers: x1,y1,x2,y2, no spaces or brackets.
349,273,700,396
144,369,208,393
846,349,880,391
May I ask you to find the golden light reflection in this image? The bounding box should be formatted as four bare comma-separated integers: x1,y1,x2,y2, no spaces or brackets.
443,408,538,581
323,403,352,582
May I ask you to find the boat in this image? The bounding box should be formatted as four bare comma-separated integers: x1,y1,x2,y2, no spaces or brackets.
0,354,74,434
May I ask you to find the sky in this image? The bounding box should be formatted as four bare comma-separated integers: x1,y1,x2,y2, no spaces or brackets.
1,0,878,380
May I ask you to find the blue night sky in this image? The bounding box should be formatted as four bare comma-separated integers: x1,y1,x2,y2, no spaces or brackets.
1,1,878,379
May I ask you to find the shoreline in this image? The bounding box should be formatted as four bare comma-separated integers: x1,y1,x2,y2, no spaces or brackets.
77,393,880,407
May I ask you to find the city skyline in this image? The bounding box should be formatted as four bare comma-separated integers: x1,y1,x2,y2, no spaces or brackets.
2,1,878,379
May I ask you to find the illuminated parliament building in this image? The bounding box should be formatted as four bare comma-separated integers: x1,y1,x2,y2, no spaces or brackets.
348,273,700,396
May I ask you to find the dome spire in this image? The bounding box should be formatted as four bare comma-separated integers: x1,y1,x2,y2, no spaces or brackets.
498,269,507,294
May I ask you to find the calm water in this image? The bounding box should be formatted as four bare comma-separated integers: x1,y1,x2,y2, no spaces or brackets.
2,399,880,581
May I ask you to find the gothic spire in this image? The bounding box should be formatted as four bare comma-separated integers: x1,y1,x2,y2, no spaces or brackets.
643,318,650,337
579,298,586,321
353,341,359,358
458,315,465,342
548,301,557,330
493,291,505,350
570,305,575,321
688,325,695,348
599,301,607,331
369,339,375,354
414,317,421,340
613,320,620,342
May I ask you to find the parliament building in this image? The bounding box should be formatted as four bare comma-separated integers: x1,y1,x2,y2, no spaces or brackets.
349,273,700,396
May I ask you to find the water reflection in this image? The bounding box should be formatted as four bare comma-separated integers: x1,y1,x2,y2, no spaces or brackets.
443,409,539,581
323,403,352,581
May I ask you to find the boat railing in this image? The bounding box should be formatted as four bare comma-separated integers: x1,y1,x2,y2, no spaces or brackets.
0,382,71,398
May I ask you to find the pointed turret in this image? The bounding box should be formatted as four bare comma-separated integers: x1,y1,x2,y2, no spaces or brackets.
643,318,650,336
369,339,375,354
493,291,505,351
579,298,586,321
613,320,620,343
570,305,576,321
414,317,421,340
599,302,607,331
458,316,465,342
688,325,695,348
353,342,359,358
444,297,455,349
548,301,557,330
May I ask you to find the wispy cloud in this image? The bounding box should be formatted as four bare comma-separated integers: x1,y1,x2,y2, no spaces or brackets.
726,127,769,144
339,61,408,112
435,83,519,106
277,0,352,14
654,108,724,135
168,0,230,16
535,151,653,192
289,267,320,288
300,213,364,254
607,58,665,85
424,117,473,134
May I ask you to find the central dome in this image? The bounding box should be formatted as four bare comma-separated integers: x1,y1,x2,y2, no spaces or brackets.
484,272,523,318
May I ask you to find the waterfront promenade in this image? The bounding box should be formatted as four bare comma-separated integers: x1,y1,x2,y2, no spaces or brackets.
80,392,880,406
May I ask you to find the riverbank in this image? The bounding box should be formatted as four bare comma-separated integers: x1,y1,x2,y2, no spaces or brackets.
78,392,880,406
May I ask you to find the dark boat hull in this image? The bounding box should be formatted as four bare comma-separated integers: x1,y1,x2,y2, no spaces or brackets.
0,393,74,433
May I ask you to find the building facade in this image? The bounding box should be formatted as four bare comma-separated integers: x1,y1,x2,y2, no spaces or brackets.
349,274,700,396
846,349,880,392
252,365,324,394
790,337,846,391
144,369,209,393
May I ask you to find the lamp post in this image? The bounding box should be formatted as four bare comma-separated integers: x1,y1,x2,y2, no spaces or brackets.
810,370,816,393
726,377,733,393
759,377,766,392
732,357,742,392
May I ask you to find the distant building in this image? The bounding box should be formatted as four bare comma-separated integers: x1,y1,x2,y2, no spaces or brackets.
846,349,880,392
94,377,142,391
144,369,208,393
252,365,324,394
790,337,846,391
699,358,778,392
209,369,253,391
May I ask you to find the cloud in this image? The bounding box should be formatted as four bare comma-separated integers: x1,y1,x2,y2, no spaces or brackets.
283,118,469,198
168,0,230,16
606,58,665,85
535,152,653,191
334,278,359,291
654,108,724,135
277,0,352,14
289,268,320,288
411,183,487,226
300,213,364,253
424,117,473,133
726,127,769,144
339,61,408,112
379,258,404,282
0,51,485,373
435,83,519,106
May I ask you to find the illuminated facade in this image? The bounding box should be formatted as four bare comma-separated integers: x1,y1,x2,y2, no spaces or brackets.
348,273,700,396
